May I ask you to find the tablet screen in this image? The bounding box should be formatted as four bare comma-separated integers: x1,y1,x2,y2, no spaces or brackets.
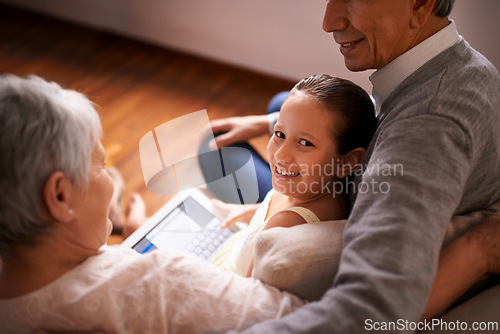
131,196,215,254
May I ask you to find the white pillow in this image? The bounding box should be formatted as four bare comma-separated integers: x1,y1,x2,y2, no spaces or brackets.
251,199,500,302
252,220,347,301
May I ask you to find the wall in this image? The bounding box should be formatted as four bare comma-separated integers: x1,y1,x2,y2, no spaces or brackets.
2,0,499,93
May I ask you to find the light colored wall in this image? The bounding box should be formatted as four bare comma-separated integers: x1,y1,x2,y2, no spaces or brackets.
2,0,499,93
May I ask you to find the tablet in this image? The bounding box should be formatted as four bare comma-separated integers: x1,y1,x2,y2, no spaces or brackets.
120,188,233,261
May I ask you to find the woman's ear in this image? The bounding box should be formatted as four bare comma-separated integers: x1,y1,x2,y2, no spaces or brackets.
43,171,75,223
336,148,366,179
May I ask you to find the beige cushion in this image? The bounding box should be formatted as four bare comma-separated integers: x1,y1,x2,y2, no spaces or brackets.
419,280,500,333
251,200,500,303
252,220,347,301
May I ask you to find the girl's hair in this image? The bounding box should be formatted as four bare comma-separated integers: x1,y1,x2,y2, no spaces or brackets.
0,75,102,251
290,74,376,155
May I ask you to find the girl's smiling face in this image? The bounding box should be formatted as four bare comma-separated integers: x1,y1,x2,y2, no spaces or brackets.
267,92,342,201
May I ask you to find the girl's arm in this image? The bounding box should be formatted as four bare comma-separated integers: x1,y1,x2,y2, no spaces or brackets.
422,215,500,320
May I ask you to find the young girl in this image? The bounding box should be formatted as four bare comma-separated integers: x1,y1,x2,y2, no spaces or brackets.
211,74,376,276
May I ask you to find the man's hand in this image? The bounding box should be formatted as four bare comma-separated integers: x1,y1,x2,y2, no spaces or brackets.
422,215,500,320
205,115,270,150
466,215,500,275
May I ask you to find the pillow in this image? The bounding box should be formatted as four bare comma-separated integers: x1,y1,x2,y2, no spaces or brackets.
419,280,500,333
252,220,347,301
251,199,500,302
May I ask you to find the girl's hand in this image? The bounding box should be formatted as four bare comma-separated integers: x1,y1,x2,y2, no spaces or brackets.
220,205,259,229
210,199,259,229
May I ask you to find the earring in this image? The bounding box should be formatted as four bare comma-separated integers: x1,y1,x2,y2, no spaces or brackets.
69,209,74,215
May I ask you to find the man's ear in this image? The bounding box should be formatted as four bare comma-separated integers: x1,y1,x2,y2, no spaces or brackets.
410,0,437,29
43,171,75,223
336,148,366,179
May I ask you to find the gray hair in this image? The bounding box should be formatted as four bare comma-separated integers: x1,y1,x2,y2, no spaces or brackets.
0,75,102,250
433,0,455,17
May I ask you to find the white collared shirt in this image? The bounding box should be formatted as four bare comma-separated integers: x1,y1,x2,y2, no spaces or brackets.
370,20,461,113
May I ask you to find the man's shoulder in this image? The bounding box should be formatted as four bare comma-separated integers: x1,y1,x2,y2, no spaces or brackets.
383,40,499,124
441,39,500,89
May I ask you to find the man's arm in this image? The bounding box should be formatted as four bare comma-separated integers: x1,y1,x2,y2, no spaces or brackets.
422,215,500,320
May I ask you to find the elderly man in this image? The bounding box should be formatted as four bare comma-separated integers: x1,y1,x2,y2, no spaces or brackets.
210,0,500,332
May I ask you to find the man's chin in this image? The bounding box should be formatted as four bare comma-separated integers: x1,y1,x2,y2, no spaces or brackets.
344,59,370,72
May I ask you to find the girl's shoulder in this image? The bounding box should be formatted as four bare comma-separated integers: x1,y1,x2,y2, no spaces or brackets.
304,194,347,222
264,192,346,230
264,209,310,230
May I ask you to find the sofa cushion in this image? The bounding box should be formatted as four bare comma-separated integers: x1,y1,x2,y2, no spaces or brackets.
419,280,500,333
252,220,346,301
251,200,500,302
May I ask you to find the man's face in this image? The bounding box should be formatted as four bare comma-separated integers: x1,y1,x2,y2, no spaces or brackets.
323,0,417,71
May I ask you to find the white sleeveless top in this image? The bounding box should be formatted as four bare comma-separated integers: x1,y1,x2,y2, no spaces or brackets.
232,189,320,276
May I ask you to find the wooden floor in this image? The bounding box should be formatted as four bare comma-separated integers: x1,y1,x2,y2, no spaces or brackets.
0,4,294,240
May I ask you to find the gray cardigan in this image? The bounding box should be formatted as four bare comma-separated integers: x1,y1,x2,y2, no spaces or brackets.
242,39,500,333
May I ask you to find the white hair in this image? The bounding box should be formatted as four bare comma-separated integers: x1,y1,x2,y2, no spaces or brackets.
0,75,102,250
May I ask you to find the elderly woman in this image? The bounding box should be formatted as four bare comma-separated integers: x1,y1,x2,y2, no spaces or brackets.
0,75,303,333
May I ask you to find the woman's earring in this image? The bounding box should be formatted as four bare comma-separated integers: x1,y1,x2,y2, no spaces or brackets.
69,209,74,215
